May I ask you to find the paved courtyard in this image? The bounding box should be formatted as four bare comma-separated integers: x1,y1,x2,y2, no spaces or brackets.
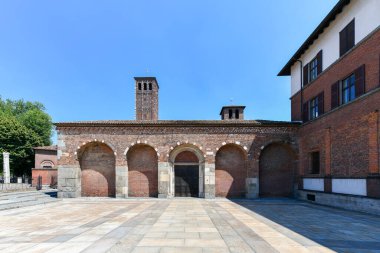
0,198,379,253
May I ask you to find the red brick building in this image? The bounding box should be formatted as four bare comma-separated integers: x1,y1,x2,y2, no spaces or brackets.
278,0,380,212
56,77,299,199
55,0,380,214
32,146,58,187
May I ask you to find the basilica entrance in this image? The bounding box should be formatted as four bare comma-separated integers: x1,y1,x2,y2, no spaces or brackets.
174,165,199,197
170,148,204,198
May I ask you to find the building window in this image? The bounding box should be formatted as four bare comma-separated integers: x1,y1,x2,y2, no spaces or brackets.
309,57,318,82
144,83,147,90
302,92,324,123
303,51,322,86
310,152,320,174
149,83,152,90
235,109,239,119
331,65,365,110
228,109,233,119
340,19,355,56
138,83,142,90
309,97,319,120
342,74,355,104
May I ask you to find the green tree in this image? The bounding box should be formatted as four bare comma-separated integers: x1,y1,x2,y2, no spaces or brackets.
0,114,43,176
0,97,53,176
18,109,52,145
0,97,52,146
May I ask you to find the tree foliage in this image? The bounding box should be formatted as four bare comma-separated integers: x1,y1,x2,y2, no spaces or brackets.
0,97,53,176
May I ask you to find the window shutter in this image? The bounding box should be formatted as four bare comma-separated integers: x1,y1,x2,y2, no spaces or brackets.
340,28,347,56
303,65,309,86
317,50,323,75
347,19,355,51
354,64,365,97
302,102,309,122
317,92,324,115
331,81,340,109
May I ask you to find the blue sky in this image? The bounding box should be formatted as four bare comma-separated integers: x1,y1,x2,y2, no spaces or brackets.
0,0,338,123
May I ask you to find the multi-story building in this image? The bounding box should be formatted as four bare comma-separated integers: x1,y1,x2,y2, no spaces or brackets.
279,0,380,211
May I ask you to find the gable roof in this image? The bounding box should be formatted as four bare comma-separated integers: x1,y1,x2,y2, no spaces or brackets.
278,0,350,76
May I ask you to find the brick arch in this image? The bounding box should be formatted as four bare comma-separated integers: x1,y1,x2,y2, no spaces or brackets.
168,143,205,164
215,143,248,198
175,151,199,163
78,142,116,197
127,144,158,197
75,140,116,160
216,141,248,154
40,160,54,168
259,142,296,197
255,139,297,160
123,140,159,159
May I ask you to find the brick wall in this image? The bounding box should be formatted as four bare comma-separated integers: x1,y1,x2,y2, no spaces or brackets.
299,90,380,179
32,169,57,187
215,144,247,197
127,144,158,197
79,143,116,197
259,143,296,197
34,149,57,169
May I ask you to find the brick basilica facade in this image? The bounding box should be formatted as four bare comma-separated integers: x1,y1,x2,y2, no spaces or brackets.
56,77,299,199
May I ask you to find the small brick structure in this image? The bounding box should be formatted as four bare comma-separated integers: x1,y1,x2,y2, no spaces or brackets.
32,146,58,188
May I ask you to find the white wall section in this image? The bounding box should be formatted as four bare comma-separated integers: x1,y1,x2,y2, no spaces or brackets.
332,179,367,196
290,0,380,96
303,178,324,191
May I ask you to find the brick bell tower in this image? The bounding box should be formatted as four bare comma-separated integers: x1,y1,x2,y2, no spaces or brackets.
134,77,159,121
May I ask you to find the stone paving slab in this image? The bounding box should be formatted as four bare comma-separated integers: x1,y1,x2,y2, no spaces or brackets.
0,198,380,252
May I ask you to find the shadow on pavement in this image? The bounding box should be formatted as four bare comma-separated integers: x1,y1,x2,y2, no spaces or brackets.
230,198,380,253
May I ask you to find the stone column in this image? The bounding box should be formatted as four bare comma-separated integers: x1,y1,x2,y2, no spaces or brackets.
204,163,215,199
158,162,171,198
57,165,81,198
3,152,10,184
116,166,128,198
245,178,259,198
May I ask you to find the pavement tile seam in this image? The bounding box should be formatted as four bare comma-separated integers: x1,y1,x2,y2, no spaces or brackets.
1,198,380,252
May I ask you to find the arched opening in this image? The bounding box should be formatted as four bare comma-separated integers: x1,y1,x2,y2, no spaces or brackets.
259,143,296,197
41,160,54,169
215,144,247,198
78,142,116,197
169,144,205,198
127,144,158,197
174,151,199,197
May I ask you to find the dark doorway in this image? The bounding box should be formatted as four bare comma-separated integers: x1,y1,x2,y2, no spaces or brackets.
174,165,199,197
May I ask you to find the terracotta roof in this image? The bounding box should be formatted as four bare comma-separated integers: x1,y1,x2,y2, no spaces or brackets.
33,145,57,151
54,120,300,127
278,0,350,76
